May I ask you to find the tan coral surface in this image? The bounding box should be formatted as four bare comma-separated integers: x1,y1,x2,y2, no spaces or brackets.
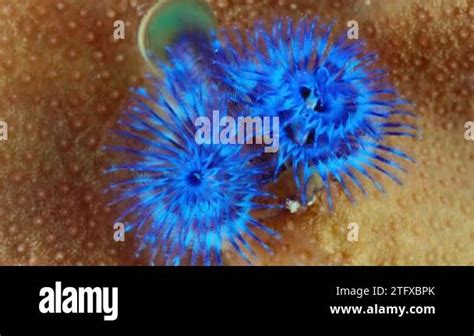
0,0,472,265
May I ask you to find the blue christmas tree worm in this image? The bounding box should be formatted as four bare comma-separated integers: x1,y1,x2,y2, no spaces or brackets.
214,18,418,209
104,65,278,265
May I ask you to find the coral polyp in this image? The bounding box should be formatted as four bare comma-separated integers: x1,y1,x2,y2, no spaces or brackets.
216,18,417,208
105,73,277,265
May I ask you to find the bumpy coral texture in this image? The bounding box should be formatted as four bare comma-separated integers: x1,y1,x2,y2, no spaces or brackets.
0,0,472,266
